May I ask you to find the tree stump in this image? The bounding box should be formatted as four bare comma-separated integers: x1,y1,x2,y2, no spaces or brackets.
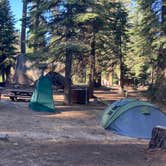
149,126,166,149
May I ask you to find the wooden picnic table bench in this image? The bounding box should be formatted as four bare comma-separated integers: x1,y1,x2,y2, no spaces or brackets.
5,89,33,101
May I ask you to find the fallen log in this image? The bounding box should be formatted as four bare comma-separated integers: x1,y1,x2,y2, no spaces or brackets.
149,126,166,149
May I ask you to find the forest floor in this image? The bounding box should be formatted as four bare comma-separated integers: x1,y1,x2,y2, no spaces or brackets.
0,86,165,166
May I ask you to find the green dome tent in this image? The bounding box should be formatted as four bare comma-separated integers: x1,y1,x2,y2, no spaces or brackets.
29,76,55,112
101,98,166,139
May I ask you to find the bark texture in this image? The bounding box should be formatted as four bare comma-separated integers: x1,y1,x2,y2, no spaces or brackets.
149,126,166,149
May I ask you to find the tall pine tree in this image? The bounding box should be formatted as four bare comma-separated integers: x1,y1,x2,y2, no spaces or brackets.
0,0,16,83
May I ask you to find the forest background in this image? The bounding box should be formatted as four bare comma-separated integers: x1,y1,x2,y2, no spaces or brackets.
0,0,166,104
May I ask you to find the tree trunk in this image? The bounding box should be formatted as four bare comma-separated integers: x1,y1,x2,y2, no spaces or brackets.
151,66,154,85
2,71,5,83
149,126,166,149
21,0,27,54
117,32,124,94
89,32,96,98
64,50,72,105
14,54,27,84
118,55,124,94
33,0,40,53
76,60,85,83
5,67,11,84
162,0,166,35
64,5,73,105
14,0,27,85
95,72,102,87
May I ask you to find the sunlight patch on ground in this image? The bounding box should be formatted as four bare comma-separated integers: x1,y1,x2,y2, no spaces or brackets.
40,111,91,119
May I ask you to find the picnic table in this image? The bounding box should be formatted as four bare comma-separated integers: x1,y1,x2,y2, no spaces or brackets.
5,89,33,101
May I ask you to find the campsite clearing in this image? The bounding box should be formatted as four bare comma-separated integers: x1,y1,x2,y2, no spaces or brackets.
0,87,165,166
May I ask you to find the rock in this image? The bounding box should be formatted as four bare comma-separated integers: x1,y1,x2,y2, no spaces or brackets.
13,142,19,146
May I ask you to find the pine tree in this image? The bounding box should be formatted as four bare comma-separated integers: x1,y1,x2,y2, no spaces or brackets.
0,0,16,83
152,0,166,103
28,0,48,54
45,0,104,103
73,0,128,95
74,1,105,98
27,0,129,103
95,1,129,92
126,3,149,85
136,0,166,102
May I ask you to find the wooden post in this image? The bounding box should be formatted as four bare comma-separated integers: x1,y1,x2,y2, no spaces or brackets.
0,87,3,100
149,126,166,149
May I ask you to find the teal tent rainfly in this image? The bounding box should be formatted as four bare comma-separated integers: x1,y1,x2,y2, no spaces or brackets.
101,98,166,139
29,75,55,112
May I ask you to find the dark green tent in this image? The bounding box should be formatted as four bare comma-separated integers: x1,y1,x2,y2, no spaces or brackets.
29,76,55,112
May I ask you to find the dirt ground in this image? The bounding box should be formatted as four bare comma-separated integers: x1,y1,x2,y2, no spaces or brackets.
0,86,165,166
